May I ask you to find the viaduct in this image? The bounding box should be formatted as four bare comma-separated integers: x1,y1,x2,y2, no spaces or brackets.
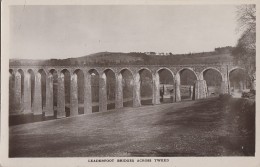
9,63,244,118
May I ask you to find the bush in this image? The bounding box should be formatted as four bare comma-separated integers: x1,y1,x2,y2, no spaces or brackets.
242,90,255,99
234,98,255,133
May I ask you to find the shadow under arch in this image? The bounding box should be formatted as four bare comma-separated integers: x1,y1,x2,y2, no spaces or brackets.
201,67,224,81
27,69,35,109
38,69,47,114
176,68,197,101
137,68,153,105
156,68,175,103
60,69,71,117
88,69,100,113
102,69,116,110
119,68,134,107
201,68,223,97
49,69,58,117
229,68,251,96
72,69,85,115
17,69,25,108
9,69,15,113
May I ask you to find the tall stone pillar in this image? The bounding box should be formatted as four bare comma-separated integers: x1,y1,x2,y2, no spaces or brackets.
220,80,229,94
70,74,78,116
171,82,176,103
14,72,22,113
45,73,54,116
57,72,66,118
194,80,207,100
33,73,42,115
84,72,92,114
99,73,107,112
152,73,160,105
133,73,141,107
175,73,181,102
190,85,194,99
23,72,32,113
115,73,123,109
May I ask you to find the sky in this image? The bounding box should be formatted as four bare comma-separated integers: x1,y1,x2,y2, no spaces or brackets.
10,5,241,59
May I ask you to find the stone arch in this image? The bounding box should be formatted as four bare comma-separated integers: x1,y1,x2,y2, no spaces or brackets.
138,67,153,74
49,69,58,75
14,69,25,113
60,69,71,117
229,67,246,73
118,68,134,107
156,67,175,78
38,69,47,113
176,67,198,80
137,68,153,105
229,67,250,96
17,69,25,97
156,68,175,103
46,69,58,117
201,67,224,81
101,69,116,111
201,67,225,81
201,67,223,96
87,69,100,113
9,69,15,113
176,68,198,101
37,69,47,76
103,68,117,75
119,68,134,77
88,68,100,76
27,69,35,109
71,69,85,115
9,69,14,74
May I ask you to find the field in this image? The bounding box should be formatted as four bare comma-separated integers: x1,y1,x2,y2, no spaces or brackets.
9,97,255,157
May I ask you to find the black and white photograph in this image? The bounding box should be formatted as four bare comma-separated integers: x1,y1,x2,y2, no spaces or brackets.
1,0,259,167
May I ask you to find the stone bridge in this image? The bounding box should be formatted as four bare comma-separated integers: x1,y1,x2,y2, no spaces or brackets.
9,63,244,118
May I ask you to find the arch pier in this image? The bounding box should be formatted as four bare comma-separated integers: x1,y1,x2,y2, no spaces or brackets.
9,64,243,118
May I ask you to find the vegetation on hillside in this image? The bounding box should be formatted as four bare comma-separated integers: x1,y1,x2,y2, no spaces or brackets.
10,46,234,66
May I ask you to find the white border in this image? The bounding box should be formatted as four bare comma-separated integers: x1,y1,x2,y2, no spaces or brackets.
1,0,260,167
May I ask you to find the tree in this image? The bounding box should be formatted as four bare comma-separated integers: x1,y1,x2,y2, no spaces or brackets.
232,4,256,90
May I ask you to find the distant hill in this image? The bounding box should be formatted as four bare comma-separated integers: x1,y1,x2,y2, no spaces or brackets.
9,46,234,66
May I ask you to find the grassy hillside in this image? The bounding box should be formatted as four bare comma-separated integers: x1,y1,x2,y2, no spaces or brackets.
9,46,234,66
